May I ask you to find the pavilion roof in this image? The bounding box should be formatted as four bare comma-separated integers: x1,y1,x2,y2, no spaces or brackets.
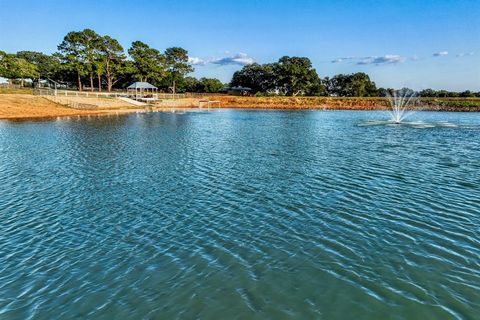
127,82,157,89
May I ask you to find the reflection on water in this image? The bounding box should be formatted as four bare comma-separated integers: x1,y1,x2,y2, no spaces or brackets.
0,110,479,319
357,119,477,129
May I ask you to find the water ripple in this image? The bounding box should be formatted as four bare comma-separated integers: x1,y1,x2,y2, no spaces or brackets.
1,111,479,319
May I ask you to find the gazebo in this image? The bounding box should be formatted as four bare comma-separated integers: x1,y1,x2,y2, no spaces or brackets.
127,82,158,101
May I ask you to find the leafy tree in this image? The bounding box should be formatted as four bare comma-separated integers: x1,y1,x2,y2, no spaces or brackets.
164,47,193,93
0,51,12,82
378,87,391,97
98,35,125,92
198,78,223,93
0,51,38,86
418,89,435,97
459,90,475,98
58,30,88,90
418,88,478,98
16,51,60,84
230,57,324,96
348,72,378,96
128,41,166,83
230,63,276,93
273,56,321,96
176,76,223,93
325,73,377,96
57,29,104,91
79,29,102,91
308,77,327,96
179,76,201,92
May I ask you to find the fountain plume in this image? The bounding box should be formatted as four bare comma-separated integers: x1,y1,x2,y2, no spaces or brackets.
386,89,417,123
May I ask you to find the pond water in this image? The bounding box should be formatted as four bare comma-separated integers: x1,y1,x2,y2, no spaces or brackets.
1,110,479,319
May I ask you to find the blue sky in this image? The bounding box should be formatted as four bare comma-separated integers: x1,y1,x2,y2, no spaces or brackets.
0,0,479,90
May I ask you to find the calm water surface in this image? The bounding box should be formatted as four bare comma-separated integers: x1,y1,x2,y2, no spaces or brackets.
0,110,479,319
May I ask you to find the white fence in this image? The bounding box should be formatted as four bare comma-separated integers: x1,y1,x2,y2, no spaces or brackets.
34,88,185,100
42,95,99,110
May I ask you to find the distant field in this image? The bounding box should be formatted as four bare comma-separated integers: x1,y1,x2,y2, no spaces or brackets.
0,87,33,94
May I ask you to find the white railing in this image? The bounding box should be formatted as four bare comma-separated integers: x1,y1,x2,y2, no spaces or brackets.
34,88,185,100
40,94,99,110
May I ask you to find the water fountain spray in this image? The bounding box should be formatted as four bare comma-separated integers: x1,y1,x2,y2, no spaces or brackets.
386,89,417,123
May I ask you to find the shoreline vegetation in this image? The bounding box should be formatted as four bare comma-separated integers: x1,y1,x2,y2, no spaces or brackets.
205,95,480,112
1,90,479,120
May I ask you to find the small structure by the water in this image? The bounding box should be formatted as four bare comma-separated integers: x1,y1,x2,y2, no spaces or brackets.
220,86,252,96
127,82,158,101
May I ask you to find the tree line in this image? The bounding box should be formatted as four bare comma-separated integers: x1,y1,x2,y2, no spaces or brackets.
230,59,480,97
1,29,478,97
0,29,223,93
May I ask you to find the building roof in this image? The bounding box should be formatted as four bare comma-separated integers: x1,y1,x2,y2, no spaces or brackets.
127,82,157,89
221,86,252,91
230,86,252,91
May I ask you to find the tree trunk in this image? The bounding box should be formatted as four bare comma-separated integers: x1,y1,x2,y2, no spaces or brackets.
90,73,94,92
8,79,12,88
97,74,102,92
21,79,24,87
105,60,112,92
77,70,82,91
107,78,112,92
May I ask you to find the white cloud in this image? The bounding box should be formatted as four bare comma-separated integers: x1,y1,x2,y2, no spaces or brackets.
357,54,406,65
331,57,355,63
331,55,405,65
188,53,255,66
457,52,474,57
188,57,207,65
433,51,449,57
211,53,255,66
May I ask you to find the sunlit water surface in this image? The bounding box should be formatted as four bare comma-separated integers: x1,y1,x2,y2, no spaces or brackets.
1,110,479,319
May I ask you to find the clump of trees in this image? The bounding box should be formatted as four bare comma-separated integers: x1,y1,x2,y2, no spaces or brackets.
230,61,480,97
230,57,323,96
0,28,220,93
182,77,224,93
323,73,378,97
230,59,381,97
0,50,40,87
416,89,480,98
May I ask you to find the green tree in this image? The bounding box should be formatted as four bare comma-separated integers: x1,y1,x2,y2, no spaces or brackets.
57,29,102,91
128,41,166,83
98,35,125,92
80,29,102,92
418,89,435,97
198,78,223,93
16,51,60,84
164,47,193,94
58,30,88,90
348,72,378,96
179,76,201,92
230,63,275,94
325,73,377,96
0,51,38,87
273,56,321,96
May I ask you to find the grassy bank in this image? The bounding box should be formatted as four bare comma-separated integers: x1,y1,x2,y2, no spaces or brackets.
204,95,480,112
0,87,34,94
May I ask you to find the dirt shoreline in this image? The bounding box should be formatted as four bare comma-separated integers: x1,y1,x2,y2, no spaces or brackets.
0,94,144,120
1,94,480,120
